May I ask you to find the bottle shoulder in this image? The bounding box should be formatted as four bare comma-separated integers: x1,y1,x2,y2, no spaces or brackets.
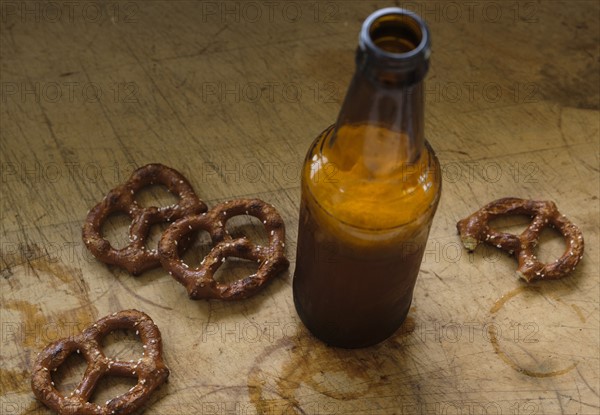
302,124,441,230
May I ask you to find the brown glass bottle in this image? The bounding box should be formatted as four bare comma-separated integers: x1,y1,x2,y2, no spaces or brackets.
293,8,442,348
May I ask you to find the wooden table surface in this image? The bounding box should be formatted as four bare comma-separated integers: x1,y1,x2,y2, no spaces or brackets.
1,1,599,414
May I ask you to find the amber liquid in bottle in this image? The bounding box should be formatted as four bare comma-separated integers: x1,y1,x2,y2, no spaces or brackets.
293,8,441,348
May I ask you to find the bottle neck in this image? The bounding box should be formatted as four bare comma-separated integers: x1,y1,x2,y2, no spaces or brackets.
329,8,430,165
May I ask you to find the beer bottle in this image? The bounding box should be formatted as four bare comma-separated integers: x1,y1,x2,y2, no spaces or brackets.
293,8,442,348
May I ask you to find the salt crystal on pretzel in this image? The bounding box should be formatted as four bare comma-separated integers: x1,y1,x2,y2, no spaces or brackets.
456,197,584,282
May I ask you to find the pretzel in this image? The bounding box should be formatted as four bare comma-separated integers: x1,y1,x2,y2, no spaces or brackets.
158,198,289,300
457,197,584,282
83,164,207,275
31,309,169,415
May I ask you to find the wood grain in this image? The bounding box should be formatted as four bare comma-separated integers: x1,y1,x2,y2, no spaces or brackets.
1,1,598,414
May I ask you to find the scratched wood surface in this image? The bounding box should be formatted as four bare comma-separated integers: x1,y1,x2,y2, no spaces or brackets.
1,1,599,414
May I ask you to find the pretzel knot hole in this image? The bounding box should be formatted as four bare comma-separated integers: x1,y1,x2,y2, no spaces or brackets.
174,228,215,268
89,376,140,410
487,214,533,238
133,184,179,209
49,351,88,396
213,251,261,285
530,226,568,265
101,211,135,251
224,214,271,245
87,328,147,406
100,328,145,362
143,221,195,256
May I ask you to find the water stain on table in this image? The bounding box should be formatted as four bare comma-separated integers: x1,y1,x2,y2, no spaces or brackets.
489,285,578,378
1,249,98,395
247,314,416,413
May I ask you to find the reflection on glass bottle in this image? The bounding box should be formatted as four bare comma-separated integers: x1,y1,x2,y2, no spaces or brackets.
293,8,442,348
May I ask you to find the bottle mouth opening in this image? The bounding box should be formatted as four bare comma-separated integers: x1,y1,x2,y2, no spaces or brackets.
360,8,430,61
370,13,422,54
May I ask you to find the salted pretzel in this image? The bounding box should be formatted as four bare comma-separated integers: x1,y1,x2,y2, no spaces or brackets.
31,310,169,415
457,197,584,282
83,164,207,275
158,198,289,300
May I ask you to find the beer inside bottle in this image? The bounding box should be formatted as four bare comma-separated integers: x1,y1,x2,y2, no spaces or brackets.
293,8,442,348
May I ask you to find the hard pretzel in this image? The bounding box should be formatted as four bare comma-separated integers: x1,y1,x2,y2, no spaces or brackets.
31,309,169,415
83,164,207,275
457,197,584,282
158,198,289,300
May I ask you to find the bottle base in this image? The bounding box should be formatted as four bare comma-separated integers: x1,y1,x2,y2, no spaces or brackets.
293,290,412,349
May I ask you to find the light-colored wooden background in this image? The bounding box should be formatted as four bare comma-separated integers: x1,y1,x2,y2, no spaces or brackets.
1,1,599,414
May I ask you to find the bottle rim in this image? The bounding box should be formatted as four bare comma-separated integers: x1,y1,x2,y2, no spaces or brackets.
359,8,431,66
